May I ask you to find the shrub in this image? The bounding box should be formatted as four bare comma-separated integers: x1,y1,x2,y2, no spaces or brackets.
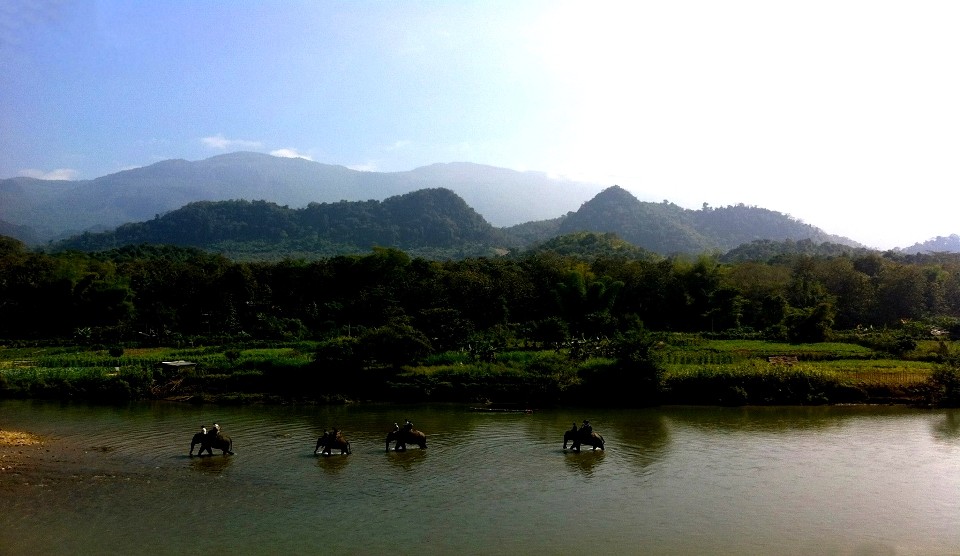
928,362,960,407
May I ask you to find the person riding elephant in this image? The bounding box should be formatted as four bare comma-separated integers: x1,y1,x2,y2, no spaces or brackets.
315,428,351,455
190,424,234,456
385,425,427,452
563,422,604,451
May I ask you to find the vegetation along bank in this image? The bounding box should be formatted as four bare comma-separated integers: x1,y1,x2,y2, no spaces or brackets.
3,234,960,407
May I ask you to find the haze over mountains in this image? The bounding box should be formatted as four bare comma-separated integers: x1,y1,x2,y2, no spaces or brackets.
0,152,598,242
1,152,953,256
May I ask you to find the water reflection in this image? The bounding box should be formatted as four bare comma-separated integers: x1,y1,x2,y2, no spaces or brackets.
385,449,427,472
315,453,350,475
188,454,234,475
662,405,854,433
603,412,670,471
4,400,960,554
930,410,960,442
563,450,605,476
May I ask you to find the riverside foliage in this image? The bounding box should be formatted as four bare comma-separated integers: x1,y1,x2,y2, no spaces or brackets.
3,234,960,405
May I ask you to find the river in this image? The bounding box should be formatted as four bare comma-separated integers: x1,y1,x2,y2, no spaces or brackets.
1,400,959,555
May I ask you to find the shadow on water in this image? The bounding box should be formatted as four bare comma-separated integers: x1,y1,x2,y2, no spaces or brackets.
385,448,427,471
563,449,605,476
314,453,350,474
188,454,234,475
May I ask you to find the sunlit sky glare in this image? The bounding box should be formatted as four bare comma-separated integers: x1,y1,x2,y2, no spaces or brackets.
2,0,959,250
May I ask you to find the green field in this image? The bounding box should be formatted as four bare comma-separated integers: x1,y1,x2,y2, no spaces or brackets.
0,335,954,406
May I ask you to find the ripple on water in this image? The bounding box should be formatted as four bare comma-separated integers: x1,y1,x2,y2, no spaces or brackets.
5,401,960,555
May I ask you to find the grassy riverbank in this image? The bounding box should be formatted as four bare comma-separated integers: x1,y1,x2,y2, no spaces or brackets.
0,334,953,406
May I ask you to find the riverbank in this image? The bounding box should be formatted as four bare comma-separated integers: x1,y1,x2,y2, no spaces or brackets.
0,429,52,491
0,337,952,407
0,426,145,502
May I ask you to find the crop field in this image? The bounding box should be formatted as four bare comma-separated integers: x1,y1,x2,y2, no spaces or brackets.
0,334,954,405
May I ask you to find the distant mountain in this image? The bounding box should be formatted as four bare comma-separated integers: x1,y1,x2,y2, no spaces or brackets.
0,152,599,243
54,188,511,260
52,184,865,260
0,218,39,245
517,186,859,254
558,186,714,253
900,234,960,255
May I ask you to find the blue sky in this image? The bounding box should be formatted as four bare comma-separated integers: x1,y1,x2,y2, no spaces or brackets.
2,0,959,249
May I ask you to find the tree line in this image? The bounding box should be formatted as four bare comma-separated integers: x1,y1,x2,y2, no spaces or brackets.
3,234,960,356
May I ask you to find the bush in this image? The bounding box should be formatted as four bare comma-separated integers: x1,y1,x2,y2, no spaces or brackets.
573,327,663,406
663,364,854,405
928,363,960,407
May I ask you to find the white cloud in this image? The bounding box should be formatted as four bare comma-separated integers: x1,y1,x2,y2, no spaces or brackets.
270,148,313,160
19,168,78,180
386,140,412,151
201,134,263,150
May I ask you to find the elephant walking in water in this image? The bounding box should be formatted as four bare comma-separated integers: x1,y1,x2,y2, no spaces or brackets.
190,425,234,456
385,428,427,451
315,429,351,455
563,424,605,451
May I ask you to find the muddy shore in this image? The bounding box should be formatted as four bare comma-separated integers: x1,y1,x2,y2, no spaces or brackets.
0,430,118,496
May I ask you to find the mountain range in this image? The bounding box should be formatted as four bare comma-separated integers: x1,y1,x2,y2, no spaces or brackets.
52,183,858,260
4,151,953,257
0,152,598,243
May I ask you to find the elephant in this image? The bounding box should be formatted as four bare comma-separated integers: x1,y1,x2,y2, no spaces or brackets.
385,428,427,452
315,430,351,455
563,426,605,451
190,426,234,456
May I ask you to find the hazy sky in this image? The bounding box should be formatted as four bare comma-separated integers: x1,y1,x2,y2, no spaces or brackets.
2,0,959,250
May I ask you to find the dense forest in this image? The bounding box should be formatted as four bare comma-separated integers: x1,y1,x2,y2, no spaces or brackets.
5,232,960,348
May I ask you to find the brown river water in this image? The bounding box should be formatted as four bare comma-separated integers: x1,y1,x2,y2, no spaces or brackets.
2,400,960,555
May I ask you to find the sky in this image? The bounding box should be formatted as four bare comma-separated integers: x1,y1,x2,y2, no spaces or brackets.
2,0,959,250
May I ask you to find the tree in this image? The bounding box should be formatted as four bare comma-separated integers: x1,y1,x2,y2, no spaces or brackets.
577,325,663,406
358,322,433,369
784,302,835,343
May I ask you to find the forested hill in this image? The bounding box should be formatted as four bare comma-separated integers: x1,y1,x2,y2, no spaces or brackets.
515,186,860,254
54,185,863,260
719,239,877,263
901,234,960,255
55,188,511,260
